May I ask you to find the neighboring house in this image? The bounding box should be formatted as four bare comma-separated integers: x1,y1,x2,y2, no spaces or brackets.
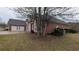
8,19,26,31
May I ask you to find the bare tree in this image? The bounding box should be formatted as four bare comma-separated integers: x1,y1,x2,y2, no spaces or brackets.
12,7,79,37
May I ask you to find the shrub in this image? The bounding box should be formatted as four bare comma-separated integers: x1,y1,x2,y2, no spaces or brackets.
53,28,64,36
64,29,77,33
48,28,65,36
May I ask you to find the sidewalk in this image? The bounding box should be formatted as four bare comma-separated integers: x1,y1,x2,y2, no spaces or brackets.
0,31,25,35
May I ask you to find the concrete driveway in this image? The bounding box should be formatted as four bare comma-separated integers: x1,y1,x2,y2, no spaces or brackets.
0,31,24,35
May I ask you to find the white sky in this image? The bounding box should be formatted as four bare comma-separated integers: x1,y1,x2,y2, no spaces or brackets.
0,7,79,24
0,7,17,23
0,7,26,24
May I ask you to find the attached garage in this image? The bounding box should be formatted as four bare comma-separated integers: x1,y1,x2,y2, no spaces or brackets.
8,19,26,32
11,26,25,31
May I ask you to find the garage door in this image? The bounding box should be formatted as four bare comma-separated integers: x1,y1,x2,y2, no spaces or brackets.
11,26,24,31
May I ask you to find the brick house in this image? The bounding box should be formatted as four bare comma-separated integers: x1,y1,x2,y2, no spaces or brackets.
26,16,69,33
46,18,69,33
8,17,69,33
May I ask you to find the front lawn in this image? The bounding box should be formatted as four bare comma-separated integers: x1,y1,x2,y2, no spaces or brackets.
0,33,79,51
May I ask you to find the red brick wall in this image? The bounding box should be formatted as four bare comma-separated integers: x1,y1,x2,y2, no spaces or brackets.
46,23,57,33
46,23,69,33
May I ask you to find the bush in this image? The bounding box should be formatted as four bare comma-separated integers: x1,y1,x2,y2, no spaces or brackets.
48,28,64,36
64,29,77,33
53,28,64,36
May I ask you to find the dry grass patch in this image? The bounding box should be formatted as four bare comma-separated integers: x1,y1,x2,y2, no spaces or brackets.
0,33,79,50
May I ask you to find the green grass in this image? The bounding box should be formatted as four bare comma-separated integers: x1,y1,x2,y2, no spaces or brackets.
0,33,79,51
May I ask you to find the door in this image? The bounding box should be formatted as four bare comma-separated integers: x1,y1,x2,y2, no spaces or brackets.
11,26,19,31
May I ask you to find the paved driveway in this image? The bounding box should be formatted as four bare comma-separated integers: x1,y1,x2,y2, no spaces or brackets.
0,31,24,35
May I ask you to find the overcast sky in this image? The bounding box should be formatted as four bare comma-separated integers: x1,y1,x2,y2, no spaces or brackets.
0,7,17,23
0,7,26,24
0,7,79,24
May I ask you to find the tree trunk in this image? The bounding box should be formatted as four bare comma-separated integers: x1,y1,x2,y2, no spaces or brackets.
35,7,48,37
42,7,48,37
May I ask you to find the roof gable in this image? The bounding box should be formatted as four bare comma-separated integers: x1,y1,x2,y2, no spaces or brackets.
8,19,26,26
49,16,66,24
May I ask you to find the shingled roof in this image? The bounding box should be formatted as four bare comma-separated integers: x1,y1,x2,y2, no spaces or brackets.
49,16,66,24
8,19,26,26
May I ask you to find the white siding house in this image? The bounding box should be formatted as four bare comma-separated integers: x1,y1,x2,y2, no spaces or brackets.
8,19,26,32
11,26,25,31
26,19,37,33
